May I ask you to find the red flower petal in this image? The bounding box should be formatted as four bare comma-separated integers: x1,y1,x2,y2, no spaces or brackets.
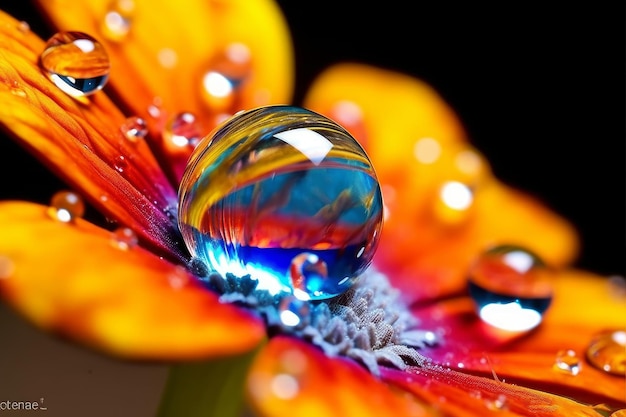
410,269,626,407
0,10,184,261
0,201,265,359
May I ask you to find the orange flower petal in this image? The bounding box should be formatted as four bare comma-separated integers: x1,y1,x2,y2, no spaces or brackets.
304,63,579,302
0,10,184,261
0,201,265,359
33,0,294,182
246,336,436,417
410,269,626,407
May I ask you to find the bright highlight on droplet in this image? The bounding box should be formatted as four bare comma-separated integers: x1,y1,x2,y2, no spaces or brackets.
479,302,542,332
178,105,384,301
203,72,232,98
274,128,333,166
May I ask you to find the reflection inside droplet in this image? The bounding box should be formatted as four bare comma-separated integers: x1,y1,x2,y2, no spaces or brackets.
468,245,553,332
177,105,384,300
40,31,110,98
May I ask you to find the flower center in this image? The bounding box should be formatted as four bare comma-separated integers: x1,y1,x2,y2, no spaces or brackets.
192,259,436,376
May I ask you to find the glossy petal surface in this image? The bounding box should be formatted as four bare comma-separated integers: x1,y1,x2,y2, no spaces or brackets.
33,0,294,181
305,63,579,302
411,269,626,407
0,201,265,359
0,10,183,261
246,336,435,417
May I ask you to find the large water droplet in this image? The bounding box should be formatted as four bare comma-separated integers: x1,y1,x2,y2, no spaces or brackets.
468,245,553,332
586,330,626,376
178,105,384,299
553,349,581,375
40,31,110,98
49,191,85,222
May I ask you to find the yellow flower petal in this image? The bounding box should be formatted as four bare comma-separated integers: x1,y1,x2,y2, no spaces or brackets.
0,201,265,359
305,63,579,302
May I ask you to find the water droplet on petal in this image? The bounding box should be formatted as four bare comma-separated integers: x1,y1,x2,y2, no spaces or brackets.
8,80,27,98
468,245,553,332
157,48,178,69
553,349,581,375
163,112,203,150
101,0,135,41
168,266,190,290
485,394,508,411
121,116,148,142
0,255,15,279
113,155,128,173
17,21,30,33
40,31,110,98
178,105,384,299
414,137,441,164
278,295,310,328
270,373,300,400
201,43,251,112
586,330,626,376
49,191,85,222
111,227,138,250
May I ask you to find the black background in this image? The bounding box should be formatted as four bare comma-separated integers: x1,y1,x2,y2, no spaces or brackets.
1,2,623,276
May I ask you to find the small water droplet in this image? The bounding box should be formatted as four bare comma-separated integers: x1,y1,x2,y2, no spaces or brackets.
289,252,333,300
270,373,299,400
553,349,582,375
111,227,138,250
163,112,203,150
40,31,110,98
168,266,189,290
147,98,163,119
157,48,178,69
201,43,251,112
0,255,15,279
468,245,553,332
49,191,85,222
485,394,508,411
586,330,626,376
121,116,148,142
113,155,128,173
17,21,30,33
278,295,310,329
608,275,626,299
101,0,135,41
414,137,441,164
9,80,27,97
177,106,383,300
